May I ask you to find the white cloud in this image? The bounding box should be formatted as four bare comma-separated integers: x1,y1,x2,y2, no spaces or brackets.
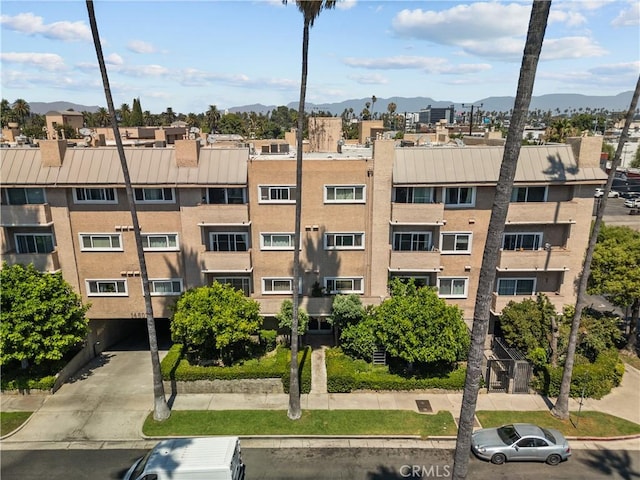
0,52,66,71
549,9,587,27
106,53,124,66
337,0,356,11
611,1,640,27
115,64,172,78
589,61,640,75
342,55,491,75
0,13,91,42
541,37,608,60
347,73,389,85
127,40,156,54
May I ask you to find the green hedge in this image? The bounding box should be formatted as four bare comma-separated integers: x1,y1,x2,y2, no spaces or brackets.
325,348,466,393
1,375,56,392
534,349,625,399
281,346,312,394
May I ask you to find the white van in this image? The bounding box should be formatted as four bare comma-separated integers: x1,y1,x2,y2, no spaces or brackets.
124,437,244,480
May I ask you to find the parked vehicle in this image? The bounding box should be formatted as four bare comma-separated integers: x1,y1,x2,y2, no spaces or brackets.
624,198,640,208
471,423,571,466
124,437,244,480
594,188,620,198
620,191,640,199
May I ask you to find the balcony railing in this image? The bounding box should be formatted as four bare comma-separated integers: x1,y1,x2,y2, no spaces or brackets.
0,204,53,226
491,291,566,314
506,201,578,224
390,202,445,225
497,247,572,271
389,250,441,271
197,203,249,225
201,250,252,272
2,250,60,272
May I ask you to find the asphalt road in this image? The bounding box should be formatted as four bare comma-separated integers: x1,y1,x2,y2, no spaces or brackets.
2,447,639,480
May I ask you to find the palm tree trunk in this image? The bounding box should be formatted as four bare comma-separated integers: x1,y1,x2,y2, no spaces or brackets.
288,17,311,421
86,0,170,421
552,75,640,419
451,2,551,478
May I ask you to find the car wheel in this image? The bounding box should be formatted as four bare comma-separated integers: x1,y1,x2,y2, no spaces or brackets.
546,454,562,466
491,453,506,465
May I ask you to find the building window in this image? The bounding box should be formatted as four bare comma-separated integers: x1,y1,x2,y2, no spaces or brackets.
213,277,251,296
440,233,471,253
259,186,295,203
261,233,294,250
497,278,536,296
511,186,547,202
86,279,127,296
393,187,433,203
3,188,46,205
150,279,183,296
142,233,179,251
80,233,122,251
324,277,364,294
210,233,248,252
74,188,117,204
15,234,54,254
391,275,432,288
393,232,432,251
325,185,365,203
502,233,542,251
263,278,294,294
207,187,246,204
134,188,175,203
444,187,475,207
324,233,364,250
438,277,468,298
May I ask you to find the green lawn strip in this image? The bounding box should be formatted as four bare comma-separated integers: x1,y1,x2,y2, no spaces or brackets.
0,411,32,436
143,410,457,438
476,411,640,438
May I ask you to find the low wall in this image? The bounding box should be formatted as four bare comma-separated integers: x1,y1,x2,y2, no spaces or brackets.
165,378,284,394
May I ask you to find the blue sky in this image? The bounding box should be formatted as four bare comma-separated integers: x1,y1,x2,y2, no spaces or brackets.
1,1,639,114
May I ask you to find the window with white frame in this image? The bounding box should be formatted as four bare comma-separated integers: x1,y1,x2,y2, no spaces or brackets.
444,187,475,207
207,187,246,204
263,277,295,294
86,279,127,296
213,277,251,296
440,233,471,253
261,233,294,250
74,188,117,203
142,233,179,251
393,187,434,203
437,277,468,298
80,233,122,251
259,185,296,203
210,233,248,252
324,233,364,250
502,232,542,251
150,279,183,296
3,188,46,205
324,277,364,294
325,185,365,203
15,234,54,254
497,278,536,296
392,275,432,288
511,186,547,203
393,232,432,251
134,188,175,203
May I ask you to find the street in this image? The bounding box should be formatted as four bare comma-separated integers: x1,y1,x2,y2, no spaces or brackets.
2,447,639,480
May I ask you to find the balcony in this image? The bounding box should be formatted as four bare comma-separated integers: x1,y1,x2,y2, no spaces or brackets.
197,204,249,225
2,250,60,272
491,291,567,314
201,250,252,273
390,202,445,225
497,247,573,272
0,204,53,226
506,201,578,224
389,250,441,272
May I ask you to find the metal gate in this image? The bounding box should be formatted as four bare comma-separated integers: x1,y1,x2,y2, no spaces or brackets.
485,338,532,394
486,359,509,392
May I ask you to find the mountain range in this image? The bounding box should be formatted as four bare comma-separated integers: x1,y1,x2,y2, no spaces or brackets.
28,91,634,117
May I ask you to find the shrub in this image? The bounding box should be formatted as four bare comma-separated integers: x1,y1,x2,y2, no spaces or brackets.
281,346,312,394
259,330,277,352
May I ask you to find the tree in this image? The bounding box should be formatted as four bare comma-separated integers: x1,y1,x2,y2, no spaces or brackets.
631,147,640,169
329,294,365,331
387,102,397,129
130,97,144,127
553,75,640,421
11,98,30,127
601,141,615,163
545,118,575,143
371,95,377,119
86,0,170,421
276,299,310,337
206,105,221,133
119,103,131,126
171,282,262,362
0,263,89,367
452,2,551,478
283,0,336,421
95,107,109,127
1,98,14,127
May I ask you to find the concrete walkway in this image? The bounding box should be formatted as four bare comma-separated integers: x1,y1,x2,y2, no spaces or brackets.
310,345,328,394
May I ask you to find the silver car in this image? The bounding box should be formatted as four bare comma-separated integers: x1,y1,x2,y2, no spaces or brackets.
471,423,571,465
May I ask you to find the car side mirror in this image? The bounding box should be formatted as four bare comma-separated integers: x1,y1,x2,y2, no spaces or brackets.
513,445,519,451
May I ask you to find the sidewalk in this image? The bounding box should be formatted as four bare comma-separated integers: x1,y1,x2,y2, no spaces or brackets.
1,345,640,451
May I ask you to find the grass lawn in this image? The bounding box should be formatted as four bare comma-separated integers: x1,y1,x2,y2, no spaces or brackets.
476,411,640,438
143,410,458,438
0,411,32,436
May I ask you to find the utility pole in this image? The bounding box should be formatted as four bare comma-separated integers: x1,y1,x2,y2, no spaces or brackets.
462,103,483,136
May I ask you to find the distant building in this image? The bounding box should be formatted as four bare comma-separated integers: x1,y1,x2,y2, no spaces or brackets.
418,105,455,127
45,111,84,139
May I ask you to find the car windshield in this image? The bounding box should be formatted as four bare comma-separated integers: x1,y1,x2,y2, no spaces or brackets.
497,425,521,444
129,449,154,480
541,428,557,444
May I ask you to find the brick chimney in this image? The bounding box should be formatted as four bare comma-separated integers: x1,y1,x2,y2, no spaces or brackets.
40,139,67,167
175,139,200,167
567,136,603,169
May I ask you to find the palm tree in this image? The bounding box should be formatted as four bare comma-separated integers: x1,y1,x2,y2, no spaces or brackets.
451,2,551,478
119,103,131,126
387,102,397,129
552,74,640,420
283,0,336,421
12,98,30,127
206,105,221,133
85,0,170,421
95,107,109,127
371,95,377,120
1,98,13,127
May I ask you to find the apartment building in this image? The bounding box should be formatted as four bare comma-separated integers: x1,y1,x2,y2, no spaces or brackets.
0,135,606,341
